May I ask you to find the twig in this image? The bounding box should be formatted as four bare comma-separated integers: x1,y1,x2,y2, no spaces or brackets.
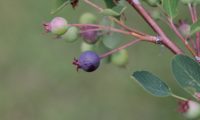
100,39,141,58
167,19,197,56
69,23,157,41
83,0,151,37
126,0,183,54
188,4,200,56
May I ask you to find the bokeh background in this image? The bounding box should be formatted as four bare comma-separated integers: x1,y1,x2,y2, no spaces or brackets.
0,0,196,120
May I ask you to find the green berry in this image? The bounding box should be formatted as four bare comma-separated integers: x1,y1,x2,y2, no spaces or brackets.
151,10,161,20
79,13,97,24
61,26,79,42
50,17,68,35
111,49,128,67
81,42,95,52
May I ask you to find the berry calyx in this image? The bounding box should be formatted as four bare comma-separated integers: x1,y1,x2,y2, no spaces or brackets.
73,51,100,72
43,17,68,35
178,100,200,119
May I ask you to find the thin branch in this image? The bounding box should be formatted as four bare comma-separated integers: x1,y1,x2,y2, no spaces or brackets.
126,0,183,54
188,4,200,56
69,23,157,41
167,19,197,56
83,0,151,37
100,39,141,58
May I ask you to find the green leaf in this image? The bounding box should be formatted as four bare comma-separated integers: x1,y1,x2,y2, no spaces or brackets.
101,5,126,17
190,19,200,36
162,0,179,19
102,32,123,49
103,0,116,8
132,71,172,97
172,55,200,95
51,0,70,14
101,9,120,16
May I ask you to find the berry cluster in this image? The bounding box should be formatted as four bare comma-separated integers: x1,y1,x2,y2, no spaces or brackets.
43,13,129,72
43,0,200,119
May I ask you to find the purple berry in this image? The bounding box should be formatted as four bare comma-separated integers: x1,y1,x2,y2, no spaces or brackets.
177,20,190,38
80,26,99,44
43,17,68,35
73,51,100,72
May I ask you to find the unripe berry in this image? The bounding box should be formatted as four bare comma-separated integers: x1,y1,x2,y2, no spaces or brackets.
79,13,97,24
178,100,200,119
81,42,95,52
151,10,161,20
43,17,68,35
81,26,99,44
61,26,79,42
73,51,100,72
111,49,128,67
178,21,191,38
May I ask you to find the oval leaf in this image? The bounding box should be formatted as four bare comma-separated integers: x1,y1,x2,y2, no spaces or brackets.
162,0,179,19
102,32,123,49
172,55,200,95
101,9,120,16
190,19,200,36
132,71,172,97
103,0,117,8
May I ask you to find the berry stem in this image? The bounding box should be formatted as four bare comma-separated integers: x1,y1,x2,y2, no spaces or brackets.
83,0,151,37
171,93,188,101
50,1,70,14
167,19,197,56
189,4,200,56
69,23,157,41
70,23,133,35
126,0,183,55
100,39,141,58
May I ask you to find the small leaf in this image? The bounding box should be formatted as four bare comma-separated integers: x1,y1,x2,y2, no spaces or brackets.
51,0,79,14
190,19,200,36
112,5,126,14
102,32,123,49
103,0,117,8
162,0,179,19
132,71,172,97
101,9,120,16
51,0,70,14
101,5,126,17
172,55,200,95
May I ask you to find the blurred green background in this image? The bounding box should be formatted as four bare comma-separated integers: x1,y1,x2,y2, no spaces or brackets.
0,0,195,120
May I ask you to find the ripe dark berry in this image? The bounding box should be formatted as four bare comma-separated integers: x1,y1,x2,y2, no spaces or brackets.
73,51,100,72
